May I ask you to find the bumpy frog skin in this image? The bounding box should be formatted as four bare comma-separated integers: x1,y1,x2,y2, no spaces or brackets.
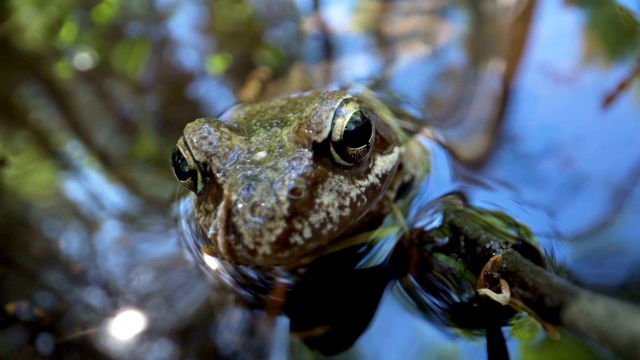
173,91,408,266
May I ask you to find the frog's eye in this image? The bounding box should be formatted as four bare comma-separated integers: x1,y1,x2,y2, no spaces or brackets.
172,146,200,193
330,99,375,166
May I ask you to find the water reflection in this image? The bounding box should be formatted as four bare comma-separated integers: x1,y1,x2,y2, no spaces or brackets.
1,0,639,358
106,308,148,341
478,0,640,290
175,123,570,357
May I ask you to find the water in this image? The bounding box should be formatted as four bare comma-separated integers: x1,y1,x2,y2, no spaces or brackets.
175,120,571,355
1,0,639,358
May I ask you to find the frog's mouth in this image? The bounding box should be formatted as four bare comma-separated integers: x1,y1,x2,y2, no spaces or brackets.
211,190,241,263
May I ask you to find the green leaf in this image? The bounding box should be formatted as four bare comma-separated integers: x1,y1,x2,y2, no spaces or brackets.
57,17,78,46
110,39,151,79
205,52,233,76
91,0,120,25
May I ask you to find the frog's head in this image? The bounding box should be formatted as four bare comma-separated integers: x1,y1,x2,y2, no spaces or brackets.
172,91,402,266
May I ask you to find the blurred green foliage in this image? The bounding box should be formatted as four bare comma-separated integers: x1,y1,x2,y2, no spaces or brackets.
206,52,233,75
57,17,79,45
8,0,73,50
110,38,151,78
573,0,640,63
0,126,58,201
91,0,120,25
519,329,605,360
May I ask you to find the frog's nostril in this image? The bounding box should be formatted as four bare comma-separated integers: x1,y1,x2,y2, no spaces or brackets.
287,180,307,200
246,201,266,223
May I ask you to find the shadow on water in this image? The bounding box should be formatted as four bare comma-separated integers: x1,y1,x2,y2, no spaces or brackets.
1,0,639,359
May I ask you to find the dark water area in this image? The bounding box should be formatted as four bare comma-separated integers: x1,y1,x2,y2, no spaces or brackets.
1,0,640,359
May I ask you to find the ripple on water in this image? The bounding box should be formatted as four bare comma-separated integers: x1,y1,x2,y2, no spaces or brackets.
174,139,570,345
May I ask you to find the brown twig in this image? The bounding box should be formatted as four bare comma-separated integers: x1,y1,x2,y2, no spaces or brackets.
603,60,640,109
479,248,640,358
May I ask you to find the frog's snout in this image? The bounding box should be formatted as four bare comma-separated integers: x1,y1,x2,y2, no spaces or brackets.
215,175,316,265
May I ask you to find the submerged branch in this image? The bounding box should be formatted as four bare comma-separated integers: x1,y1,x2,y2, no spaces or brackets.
404,194,640,358
602,59,640,109
479,249,640,358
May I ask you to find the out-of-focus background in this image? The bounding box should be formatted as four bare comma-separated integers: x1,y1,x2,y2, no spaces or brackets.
1,0,640,358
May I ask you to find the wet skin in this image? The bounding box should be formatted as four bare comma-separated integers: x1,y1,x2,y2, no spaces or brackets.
172,90,424,266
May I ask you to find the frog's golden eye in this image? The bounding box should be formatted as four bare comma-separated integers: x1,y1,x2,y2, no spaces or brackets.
172,145,200,193
330,99,375,166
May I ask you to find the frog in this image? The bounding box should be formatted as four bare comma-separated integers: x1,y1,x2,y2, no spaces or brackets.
171,89,562,358
172,90,429,267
